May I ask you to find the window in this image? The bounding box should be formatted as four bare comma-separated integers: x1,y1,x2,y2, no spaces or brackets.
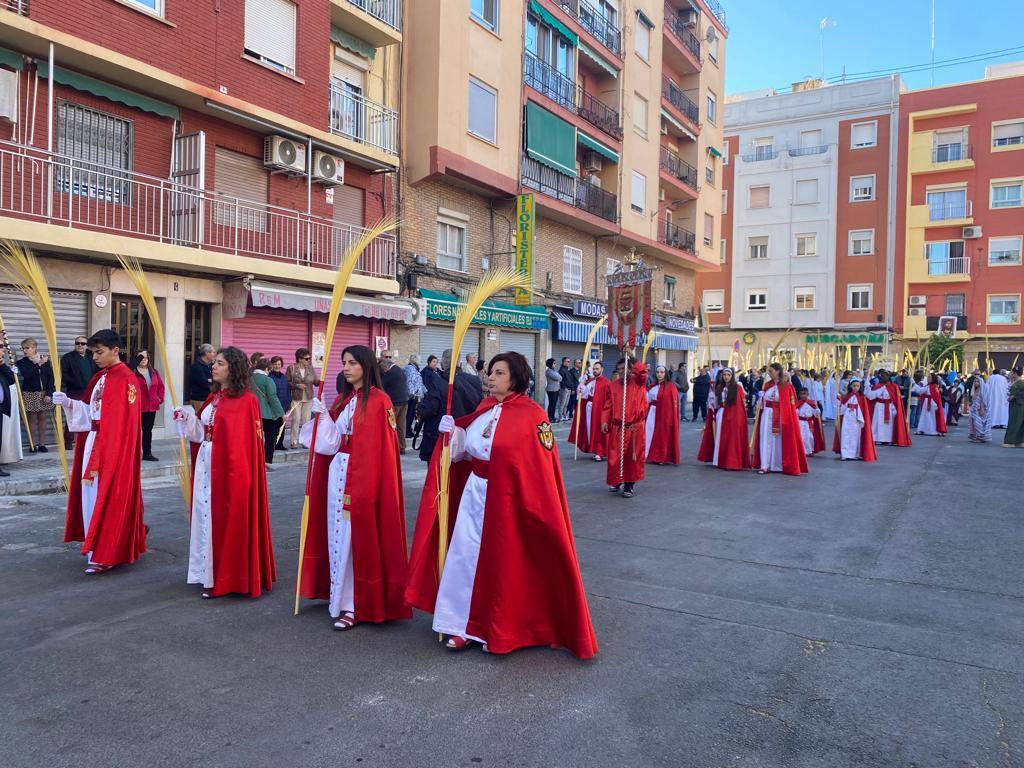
437,219,468,271
708,34,719,62
748,235,768,260
631,171,646,213
746,290,767,311
124,0,163,14
606,257,622,275
722,141,730,166
752,136,773,160
703,213,714,246
706,90,717,125
848,284,872,310
213,148,268,230
634,12,651,60
933,129,967,162
993,120,1024,148
988,295,1020,324
633,93,649,138
991,180,1023,209
989,236,1023,266
471,0,498,32
468,77,497,143
705,157,715,186
794,178,819,204
849,229,875,256
851,121,877,149
925,240,966,276
56,101,132,204
663,276,677,306
721,190,728,215
748,185,770,209
795,233,817,257
244,0,297,74
793,286,815,310
927,187,968,220
720,239,727,263
850,174,876,202
526,16,575,81
945,294,966,316
799,129,823,149
704,289,724,313
562,246,583,293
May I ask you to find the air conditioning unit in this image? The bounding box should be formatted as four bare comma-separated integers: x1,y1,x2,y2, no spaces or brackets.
313,151,345,186
263,136,306,174
658,188,666,202
908,307,926,316
583,151,603,173
963,225,982,239
909,295,927,307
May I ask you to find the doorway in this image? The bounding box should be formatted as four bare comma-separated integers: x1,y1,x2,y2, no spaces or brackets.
110,294,154,366
184,300,213,395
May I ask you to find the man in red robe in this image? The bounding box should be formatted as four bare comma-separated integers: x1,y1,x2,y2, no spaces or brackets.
53,329,145,574
588,364,611,461
601,356,649,498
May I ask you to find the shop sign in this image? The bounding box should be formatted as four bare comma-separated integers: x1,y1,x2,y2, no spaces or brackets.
571,298,694,332
807,333,885,344
514,194,535,306
222,281,248,320
425,298,546,330
573,298,607,318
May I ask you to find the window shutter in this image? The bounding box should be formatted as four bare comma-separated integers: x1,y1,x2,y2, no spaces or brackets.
631,171,646,210
213,148,268,228
852,123,875,146
749,186,769,207
994,121,1024,140
333,184,365,227
245,0,297,72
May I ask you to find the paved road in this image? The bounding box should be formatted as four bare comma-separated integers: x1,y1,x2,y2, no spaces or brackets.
2,422,1022,768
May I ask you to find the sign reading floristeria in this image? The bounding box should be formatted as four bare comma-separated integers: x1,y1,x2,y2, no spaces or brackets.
514,194,535,306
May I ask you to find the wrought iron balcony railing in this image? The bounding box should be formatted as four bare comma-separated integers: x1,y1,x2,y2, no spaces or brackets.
521,154,617,223
658,218,696,254
661,76,700,127
345,0,401,32
552,0,622,57
523,53,622,140
659,147,698,190
664,4,701,62
788,145,829,157
329,83,398,155
4,0,28,15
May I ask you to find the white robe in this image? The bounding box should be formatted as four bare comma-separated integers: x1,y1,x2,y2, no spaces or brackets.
179,403,217,588
0,383,23,463
644,387,658,456
63,375,107,563
796,401,818,455
865,384,894,444
986,374,1010,428
838,396,865,459
708,392,725,466
433,401,503,643
808,379,825,409
823,378,837,420
913,384,942,436
757,384,783,472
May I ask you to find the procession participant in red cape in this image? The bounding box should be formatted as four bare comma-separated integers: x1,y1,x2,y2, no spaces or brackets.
601,355,650,498
568,367,592,454
645,365,680,465
173,347,275,598
751,363,808,476
53,329,146,575
299,344,409,631
698,368,751,470
795,387,826,456
913,373,947,437
865,371,912,447
587,361,611,462
405,352,597,658
833,378,878,462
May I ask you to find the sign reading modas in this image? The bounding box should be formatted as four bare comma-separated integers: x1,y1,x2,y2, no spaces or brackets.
514,194,534,306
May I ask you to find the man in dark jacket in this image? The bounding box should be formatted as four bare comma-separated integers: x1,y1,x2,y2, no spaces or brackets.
189,343,215,410
379,350,410,454
564,359,581,419
690,366,712,421
417,348,482,461
60,335,98,399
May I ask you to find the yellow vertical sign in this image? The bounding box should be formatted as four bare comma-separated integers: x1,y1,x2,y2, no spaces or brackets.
514,193,534,306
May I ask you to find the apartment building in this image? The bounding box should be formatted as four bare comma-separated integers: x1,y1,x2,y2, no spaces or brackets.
697,76,901,366
392,0,727,382
0,0,412,437
894,65,1024,369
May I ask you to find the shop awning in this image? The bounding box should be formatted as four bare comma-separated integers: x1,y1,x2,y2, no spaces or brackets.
247,281,415,323
579,42,618,77
654,330,698,351
0,47,24,71
529,0,578,46
526,101,577,177
661,108,698,141
578,132,619,163
421,289,547,330
36,60,179,120
553,313,696,350
331,26,376,60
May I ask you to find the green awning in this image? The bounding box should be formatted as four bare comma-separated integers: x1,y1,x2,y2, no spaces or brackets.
661,108,698,141
526,101,577,177
708,146,723,158
636,10,655,27
579,42,617,78
36,61,179,120
665,275,677,284
330,26,377,61
420,288,547,329
578,131,619,163
529,0,578,46
0,47,24,71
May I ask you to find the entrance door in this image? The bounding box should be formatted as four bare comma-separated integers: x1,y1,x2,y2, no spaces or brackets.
170,131,206,246
110,295,154,365
184,300,213,395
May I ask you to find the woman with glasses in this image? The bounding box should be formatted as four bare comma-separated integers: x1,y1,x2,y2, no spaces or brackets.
286,348,319,449
15,338,55,452
130,350,165,462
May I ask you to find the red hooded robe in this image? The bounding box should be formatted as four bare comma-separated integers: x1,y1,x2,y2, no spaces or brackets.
646,380,680,464
870,382,913,446
699,383,751,469
405,394,597,659
64,362,146,565
751,381,809,476
602,364,649,484
587,375,611,457
832,390,878,461
797,397,827,455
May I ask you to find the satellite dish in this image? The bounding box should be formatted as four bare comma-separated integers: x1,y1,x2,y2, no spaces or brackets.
705,26,717,43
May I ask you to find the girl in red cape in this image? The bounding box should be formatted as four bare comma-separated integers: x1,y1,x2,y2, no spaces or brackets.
568,368,591,454
865,372,913,446
913,373,947,437
832,378,878,461
174,346,275,598
795,387,827,456
300,344,410,630
645,365,680,465
55,329,146,574
752,364,808,476
601,357,649,497
698,368,751,470
405,352,597,659
587,362,611,461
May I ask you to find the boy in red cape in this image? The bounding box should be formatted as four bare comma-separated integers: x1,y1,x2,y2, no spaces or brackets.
752,364,808,476
796,387,827,455
865,371,912,446
697,368,751,469
601,356,649,497
405,351,596,659
54,329,145,574
833,379,878,461
587,362,611,461
646,365,680,465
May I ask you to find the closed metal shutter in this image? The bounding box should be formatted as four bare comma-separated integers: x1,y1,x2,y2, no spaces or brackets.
551,341,583,366
312,315,372,404
500,331,537,380
333,183,365,227
0,285,89,358
213,148,268,227
418,325,480,367
244,0,297,73
222,308,311,372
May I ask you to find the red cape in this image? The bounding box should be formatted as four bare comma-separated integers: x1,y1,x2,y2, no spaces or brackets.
881,383,913,446
601,365,649,484
797,399,827,454
405,394,597,659
919,384,948,434
64,362,146,565
192,391,276,597
568,385,590,453
587,375,611,457
698,384,752,470
302,388,410,622
751,382,809,476
646,381,680,464
832,392,878,461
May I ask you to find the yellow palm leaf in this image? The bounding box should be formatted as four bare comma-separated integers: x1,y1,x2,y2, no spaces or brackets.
574,314,607,460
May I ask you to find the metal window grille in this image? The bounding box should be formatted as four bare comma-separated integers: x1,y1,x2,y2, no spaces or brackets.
56,101,133,205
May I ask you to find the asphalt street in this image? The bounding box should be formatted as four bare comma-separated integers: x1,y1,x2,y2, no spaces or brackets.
1,420,1022,768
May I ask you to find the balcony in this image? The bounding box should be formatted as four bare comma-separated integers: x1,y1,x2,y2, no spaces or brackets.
927,255,971,276
4,0,28,15
658,218,696,255
741,147,780,162
521,154,617,223
0,142,396,280
926,315,968,332
664,4,702,63
523,53,622,140
661,76,700,129
328,83,398,156
659,147,698,193
330,0,402,47
928,200,973,222
551,1,622,57
703,0,729,31
788,145,828,157
933,144,972,163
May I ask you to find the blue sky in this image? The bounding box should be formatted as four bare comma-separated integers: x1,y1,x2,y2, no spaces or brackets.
723,0,1024,96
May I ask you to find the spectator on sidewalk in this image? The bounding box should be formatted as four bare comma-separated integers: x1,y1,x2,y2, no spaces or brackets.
565,359,582,419
16,338,55,452
61,335,98,400
0,341,16,475
673,363,690,421
379,350,410,454
251,356,285,467
189,344,215,411
131,350,165,462
404,354,426,438
556,357,572,421
287,348,319,449
690,366,711,421
545,358,562,422
269,356,291,450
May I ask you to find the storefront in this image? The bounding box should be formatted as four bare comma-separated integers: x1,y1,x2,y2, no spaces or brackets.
0,285,90,358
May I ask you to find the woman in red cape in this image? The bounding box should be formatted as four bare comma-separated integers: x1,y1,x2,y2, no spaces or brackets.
646,365,680,465
174,346,275,598
752,364,808,476
913,373,947,436
698,368,750,470
832,379,878,461
300,344,409,630
405,352,597,659
56,329,145,574
587,363,611,461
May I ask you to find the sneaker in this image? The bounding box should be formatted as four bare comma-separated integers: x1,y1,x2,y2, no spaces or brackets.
36,445,48,453
0,468,9,477
607,484,621,493
622,484,635,498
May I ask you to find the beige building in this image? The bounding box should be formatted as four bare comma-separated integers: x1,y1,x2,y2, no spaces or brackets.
392,0,728,387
